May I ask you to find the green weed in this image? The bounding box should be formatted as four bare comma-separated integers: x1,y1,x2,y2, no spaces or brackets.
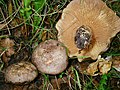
42,74,50,90
20,0,32,22
32,0,46,33
71,67,82,90
83,77,95,90
98,74,111,90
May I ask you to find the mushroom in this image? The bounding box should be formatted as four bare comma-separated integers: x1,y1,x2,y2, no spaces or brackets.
56,0,120,62
4,61,38,84
32,39,68,75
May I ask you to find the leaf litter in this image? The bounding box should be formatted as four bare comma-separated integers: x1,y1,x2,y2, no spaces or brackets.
0,0,120,90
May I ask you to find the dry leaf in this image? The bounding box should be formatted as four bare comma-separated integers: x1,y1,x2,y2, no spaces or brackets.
13,85,23,90
41,30,47,41
86,60,99,76
0,38,15,63
0,24,7,29
56,0,120,62
111,56,120,72
21,25,29,38
99,59,112,74
86,56,112,76
51,77,68,89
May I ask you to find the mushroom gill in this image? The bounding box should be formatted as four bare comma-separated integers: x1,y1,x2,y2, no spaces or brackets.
56,0,120,62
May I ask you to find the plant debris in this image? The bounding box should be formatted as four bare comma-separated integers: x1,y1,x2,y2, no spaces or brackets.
0,38,15,63
86,56,112,76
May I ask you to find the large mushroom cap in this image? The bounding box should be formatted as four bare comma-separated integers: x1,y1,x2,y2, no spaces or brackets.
5,61,38,84
32,40,68,75
56,0,120,62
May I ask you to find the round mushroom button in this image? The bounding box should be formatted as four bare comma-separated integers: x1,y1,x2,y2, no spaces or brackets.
4,61,38,84
32,40,68,75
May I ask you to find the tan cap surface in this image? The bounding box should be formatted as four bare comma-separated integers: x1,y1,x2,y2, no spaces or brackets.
56,0,120,62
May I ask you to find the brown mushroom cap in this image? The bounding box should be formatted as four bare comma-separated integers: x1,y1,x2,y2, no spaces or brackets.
4,61,38,84
32,40,68,75
56,0,120,62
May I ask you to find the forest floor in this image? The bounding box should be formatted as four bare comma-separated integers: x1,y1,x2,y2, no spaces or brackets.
0,0,120,90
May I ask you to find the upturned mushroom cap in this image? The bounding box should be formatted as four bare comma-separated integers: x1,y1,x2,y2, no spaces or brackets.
32,40,68,75
56,0,120,62
5,61,38,84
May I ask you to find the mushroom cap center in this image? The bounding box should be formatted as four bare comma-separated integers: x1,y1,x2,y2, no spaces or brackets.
74,25,92,51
